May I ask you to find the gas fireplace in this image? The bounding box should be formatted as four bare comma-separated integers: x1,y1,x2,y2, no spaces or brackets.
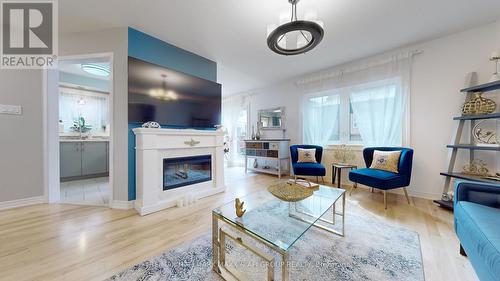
163,155,212,190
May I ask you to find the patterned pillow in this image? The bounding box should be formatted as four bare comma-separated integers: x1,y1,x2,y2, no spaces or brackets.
297,148,317,163
370,150,401,173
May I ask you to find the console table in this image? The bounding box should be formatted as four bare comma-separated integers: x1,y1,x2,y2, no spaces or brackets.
244,139,290,178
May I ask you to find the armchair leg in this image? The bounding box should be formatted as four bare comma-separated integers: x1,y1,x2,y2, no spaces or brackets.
349,182,357,196
403,188,411,205
321,177,325,184
460,244,467,257
371,188,374,193
316,176,319,183
383,191,387,209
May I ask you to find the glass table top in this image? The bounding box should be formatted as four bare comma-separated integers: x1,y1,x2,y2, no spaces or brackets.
213,184,345,251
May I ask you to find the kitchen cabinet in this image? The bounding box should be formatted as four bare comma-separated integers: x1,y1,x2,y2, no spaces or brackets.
82,142,108,175
60,142,82,178
60,141,109,181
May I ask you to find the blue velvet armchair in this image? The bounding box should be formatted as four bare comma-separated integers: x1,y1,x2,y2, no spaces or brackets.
454,180,500,281
290,145,326,183
349,147,414,209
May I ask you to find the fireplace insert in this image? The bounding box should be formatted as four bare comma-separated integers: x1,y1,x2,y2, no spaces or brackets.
163,155,212,190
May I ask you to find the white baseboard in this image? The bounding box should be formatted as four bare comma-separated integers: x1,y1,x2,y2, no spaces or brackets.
110,200,135,210
0,196,45,211
135,186,226,216
347,184,441,200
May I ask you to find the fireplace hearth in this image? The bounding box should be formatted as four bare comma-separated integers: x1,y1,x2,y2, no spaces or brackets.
163,155,212,190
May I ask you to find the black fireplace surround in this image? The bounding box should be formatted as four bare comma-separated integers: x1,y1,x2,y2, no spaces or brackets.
163,155,212,190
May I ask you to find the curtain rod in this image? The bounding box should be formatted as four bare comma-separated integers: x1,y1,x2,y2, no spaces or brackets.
295,49,423,86
59,84,109,95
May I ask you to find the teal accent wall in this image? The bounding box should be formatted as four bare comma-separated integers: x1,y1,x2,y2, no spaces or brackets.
127,27,217,200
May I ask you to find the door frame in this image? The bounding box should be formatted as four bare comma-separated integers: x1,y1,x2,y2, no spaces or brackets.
43,52,114,207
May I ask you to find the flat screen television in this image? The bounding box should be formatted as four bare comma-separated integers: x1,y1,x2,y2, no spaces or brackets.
128,57,221,129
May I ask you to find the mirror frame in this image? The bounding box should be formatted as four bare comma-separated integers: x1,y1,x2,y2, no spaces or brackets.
258,107,285,130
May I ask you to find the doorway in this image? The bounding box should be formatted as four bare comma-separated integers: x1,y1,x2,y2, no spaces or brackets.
44,53,114,206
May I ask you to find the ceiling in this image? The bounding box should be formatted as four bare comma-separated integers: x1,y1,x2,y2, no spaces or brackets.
59,60,110,81
59,0,500,95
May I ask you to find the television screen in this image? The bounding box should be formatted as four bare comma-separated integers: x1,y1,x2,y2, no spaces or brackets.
128,57,221,129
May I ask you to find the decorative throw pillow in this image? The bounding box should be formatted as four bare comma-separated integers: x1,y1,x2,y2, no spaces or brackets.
297,148,317,163
370,150,401,173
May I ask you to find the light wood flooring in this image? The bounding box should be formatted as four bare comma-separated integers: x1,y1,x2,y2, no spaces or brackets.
0,167,477,281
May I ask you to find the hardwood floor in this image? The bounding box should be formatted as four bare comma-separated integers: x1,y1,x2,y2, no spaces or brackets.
0,167,477,281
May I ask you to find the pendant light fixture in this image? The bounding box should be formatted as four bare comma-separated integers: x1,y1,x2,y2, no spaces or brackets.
267,0,324,56
149,74,178,101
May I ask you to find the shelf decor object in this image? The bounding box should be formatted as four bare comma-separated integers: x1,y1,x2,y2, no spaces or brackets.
462,159,490,176
267,0,324,56
461,92,496,115
489,51,500,82
436,79,500,210
472,120,498,146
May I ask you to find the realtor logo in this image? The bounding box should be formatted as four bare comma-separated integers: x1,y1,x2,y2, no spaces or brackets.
1,0,58,68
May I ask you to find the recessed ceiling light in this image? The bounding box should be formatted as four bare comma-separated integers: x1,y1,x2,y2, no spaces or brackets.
81,64,110,77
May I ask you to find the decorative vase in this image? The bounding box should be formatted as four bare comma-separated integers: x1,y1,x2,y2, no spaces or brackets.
462,93,496,115
251,125,256,140
256,122,261,140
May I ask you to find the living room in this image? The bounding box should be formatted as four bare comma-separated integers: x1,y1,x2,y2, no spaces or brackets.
0,1,499,281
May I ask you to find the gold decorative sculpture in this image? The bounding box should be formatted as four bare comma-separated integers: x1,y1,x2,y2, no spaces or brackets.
462,92,496,115
235,198,246,217
333,144,355,164
462,159,490,176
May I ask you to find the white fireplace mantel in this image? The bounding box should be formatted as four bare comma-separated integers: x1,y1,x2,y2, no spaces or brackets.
133,128,225,216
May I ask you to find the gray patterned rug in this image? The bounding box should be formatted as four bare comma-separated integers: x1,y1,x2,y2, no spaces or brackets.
107,204,424,281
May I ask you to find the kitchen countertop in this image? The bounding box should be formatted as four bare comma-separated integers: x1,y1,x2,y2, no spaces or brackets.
59,138,109,142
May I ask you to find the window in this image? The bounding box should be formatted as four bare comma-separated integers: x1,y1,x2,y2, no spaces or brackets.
303,78,404,146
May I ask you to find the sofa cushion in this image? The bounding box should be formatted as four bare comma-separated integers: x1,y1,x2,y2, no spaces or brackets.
292,162,326,176
370,150,401,173
297,148,317,163
348,168,408,190
455,201,500,280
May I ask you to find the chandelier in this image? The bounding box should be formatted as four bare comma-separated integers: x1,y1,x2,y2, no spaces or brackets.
149,74,178,101
267,0,324,56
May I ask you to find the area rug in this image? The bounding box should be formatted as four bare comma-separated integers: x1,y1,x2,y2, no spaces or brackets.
107,203,424,281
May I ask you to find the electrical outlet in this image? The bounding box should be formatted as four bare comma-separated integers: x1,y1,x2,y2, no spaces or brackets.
0,104,22,115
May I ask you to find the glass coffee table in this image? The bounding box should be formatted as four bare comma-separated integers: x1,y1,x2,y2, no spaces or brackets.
212,184,346,281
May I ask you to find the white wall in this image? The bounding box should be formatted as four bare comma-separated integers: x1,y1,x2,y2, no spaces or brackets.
0,70,44,202
244,21,500,199
59,28,129,201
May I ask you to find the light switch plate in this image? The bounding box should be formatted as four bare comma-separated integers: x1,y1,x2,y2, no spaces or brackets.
0,104,22,115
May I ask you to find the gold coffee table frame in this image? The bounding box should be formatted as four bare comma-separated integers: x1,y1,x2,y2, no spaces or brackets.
212,191,345,281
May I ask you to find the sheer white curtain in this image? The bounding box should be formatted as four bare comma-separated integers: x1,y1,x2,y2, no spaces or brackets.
350,79,404,146
303,92,340,146
298,51,413,147
59,88,109,134
222,94,250,166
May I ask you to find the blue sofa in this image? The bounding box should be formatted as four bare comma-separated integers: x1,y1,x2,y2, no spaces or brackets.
349,147,413,209
454,180,500,281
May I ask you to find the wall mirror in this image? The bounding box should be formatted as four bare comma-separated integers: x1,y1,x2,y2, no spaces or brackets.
258,107,285,130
